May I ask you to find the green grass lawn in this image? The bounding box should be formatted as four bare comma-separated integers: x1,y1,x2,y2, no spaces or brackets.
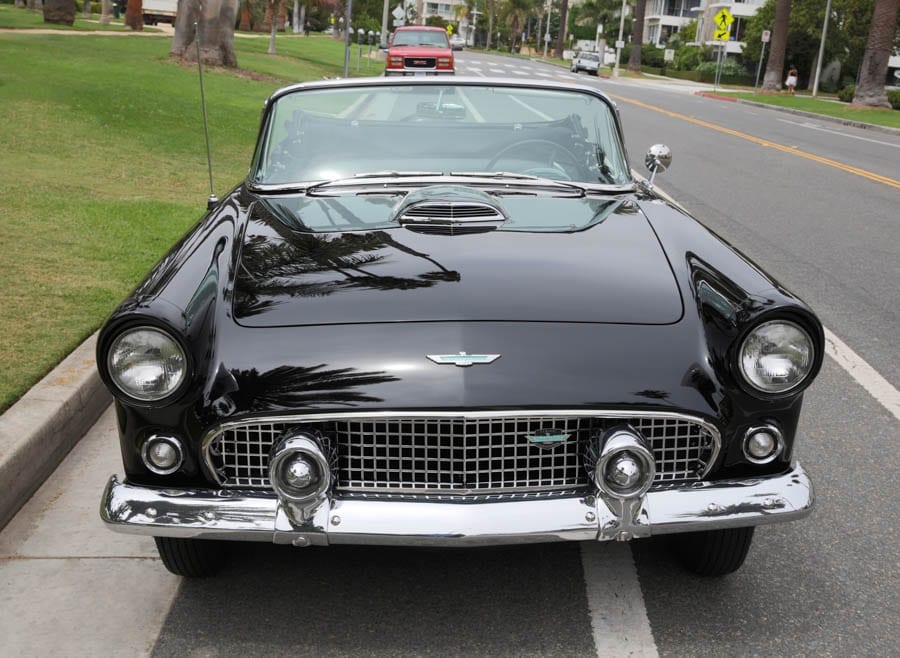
719,91,900,129
0,25,373,412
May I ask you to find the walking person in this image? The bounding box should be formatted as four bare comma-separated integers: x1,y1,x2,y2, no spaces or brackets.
785,64,798,94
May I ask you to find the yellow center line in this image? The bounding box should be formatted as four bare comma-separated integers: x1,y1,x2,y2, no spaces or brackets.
609,93,900,190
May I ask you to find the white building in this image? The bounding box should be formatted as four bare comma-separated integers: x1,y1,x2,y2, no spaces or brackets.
643,0,765,53
645,0,695,47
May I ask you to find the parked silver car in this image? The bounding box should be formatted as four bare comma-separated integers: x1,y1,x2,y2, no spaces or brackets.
571,51,601,75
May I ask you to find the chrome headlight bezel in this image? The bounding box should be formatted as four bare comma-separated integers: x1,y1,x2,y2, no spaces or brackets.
105,325,189,404
737,318,816,396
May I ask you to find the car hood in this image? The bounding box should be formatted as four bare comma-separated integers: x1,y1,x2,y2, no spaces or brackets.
232,194,683,327
389,45,452,56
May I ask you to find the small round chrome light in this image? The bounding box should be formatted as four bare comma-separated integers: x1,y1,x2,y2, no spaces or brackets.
739,320,814,395
141,435,184,475
606,453,642,489
282,456,318,490
742,425,784,464
591,427,657,499
107,326,187,402
269,433,331,503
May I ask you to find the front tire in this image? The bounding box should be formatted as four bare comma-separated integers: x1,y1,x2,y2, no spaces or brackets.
154,537,228,578
669,527,754,577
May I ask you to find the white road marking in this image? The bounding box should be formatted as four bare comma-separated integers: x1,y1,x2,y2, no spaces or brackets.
580,542,659,657
777,118,900,148
489,67,505,74
509,95,554,120
534,71,554,77
824,328,900,422
512,70,530,76
456,87,486,122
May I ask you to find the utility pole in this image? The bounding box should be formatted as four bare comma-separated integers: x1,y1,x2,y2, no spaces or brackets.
812,0,832,97
613,0,627,78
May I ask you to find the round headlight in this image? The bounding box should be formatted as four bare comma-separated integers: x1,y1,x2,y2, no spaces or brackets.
107,327,187,401
739,320,814,394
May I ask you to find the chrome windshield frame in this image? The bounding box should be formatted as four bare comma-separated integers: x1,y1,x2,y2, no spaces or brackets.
247,77,634,192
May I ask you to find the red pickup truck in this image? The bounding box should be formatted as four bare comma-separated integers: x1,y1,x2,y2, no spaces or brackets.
385,26,455,76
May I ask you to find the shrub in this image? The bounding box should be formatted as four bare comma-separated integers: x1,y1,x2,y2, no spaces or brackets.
696,58,748,77
837,85,855,102
887,89,900,110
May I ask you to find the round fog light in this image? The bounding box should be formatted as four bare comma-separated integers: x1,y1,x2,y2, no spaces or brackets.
283,456,319,490
591,427,657,499
607,453,642,489
743,425,783,464
269,433,331,504
141,435,184,475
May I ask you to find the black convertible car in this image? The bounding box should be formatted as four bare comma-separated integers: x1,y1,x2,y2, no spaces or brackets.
99,78,821,578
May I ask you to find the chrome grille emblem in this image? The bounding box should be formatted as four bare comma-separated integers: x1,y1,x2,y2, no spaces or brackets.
426,352,500,367
525,429,572,449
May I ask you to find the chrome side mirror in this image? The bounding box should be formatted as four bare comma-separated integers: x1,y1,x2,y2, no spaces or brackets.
644,144,672,190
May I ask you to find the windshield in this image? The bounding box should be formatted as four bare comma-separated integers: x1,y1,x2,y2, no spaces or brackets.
251,83,631,188
392,30,450,47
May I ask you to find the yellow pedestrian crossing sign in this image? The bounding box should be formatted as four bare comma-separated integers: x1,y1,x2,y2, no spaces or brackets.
712,7,733,41
714,8,734,30
446,25,453,35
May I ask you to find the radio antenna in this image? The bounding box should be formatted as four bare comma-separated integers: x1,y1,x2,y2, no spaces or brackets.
195,18,218,210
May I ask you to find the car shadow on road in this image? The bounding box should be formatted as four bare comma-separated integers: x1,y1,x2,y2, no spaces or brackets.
151,542,596,656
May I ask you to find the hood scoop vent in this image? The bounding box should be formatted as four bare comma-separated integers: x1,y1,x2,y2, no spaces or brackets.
394,186,508,236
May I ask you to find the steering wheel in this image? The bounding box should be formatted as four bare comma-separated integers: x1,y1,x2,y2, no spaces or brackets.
485,139,581,173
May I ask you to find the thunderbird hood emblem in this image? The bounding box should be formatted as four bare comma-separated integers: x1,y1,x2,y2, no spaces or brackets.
427,352,500,367
525,429,572,449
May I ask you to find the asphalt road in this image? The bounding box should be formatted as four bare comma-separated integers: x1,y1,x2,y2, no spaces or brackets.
1,51,898,656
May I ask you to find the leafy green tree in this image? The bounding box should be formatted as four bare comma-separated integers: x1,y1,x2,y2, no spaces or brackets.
501,0,532,52
746,0,885,90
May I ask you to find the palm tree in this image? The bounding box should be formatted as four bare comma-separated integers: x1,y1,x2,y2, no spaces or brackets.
761,0,791,92
553,0,569,58
626,0,646,72
124,0,142,30
485,0,496,49
852,0,899,107
42,0,74,24
171,0,240,67
502,0,531,52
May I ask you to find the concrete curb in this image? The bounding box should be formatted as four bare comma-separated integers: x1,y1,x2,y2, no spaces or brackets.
0,332,110,530
694,91,900,137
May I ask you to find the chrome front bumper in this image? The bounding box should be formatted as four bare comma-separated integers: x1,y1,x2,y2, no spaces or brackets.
100,464,813,547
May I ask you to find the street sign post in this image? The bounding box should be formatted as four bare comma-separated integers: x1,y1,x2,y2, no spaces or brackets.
711,8,733,92
755,30,770,92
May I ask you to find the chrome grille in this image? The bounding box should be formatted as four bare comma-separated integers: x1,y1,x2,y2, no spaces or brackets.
204,412,719,495
402,203,503,220
404,56,436,68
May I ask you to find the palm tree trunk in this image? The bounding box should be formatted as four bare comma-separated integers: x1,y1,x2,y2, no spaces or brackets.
627,0,647,72
44,0,74,23
554,0,569,58
852,0,898,107
100,0,111,24
171,0,239,67
124,0,142,29
761,0,791,92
